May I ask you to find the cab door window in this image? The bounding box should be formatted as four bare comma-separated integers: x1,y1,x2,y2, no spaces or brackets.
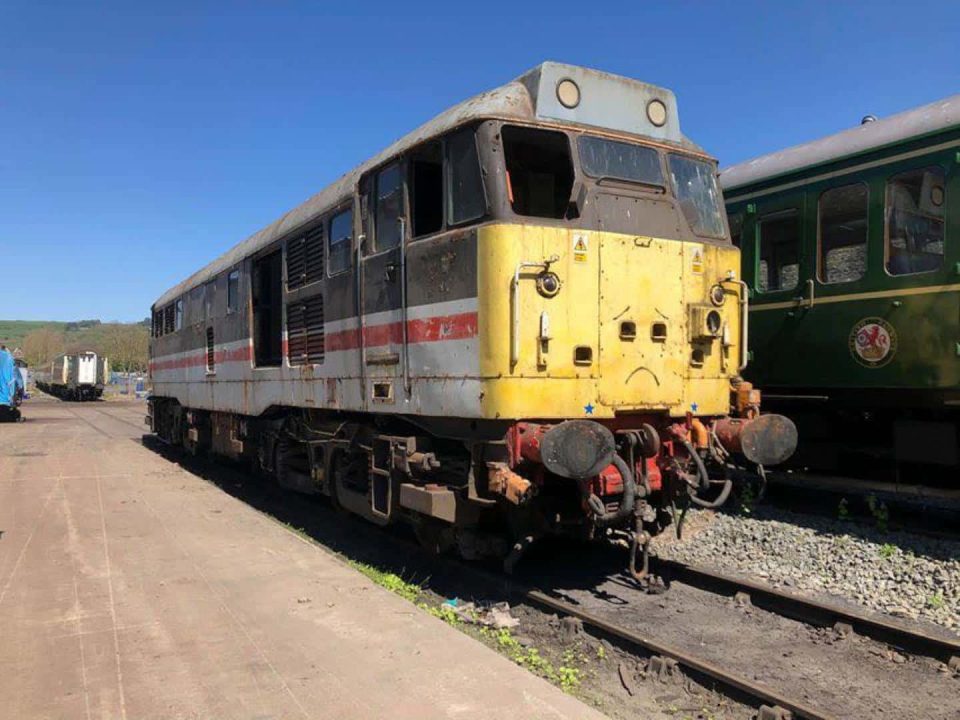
885,166,945,275
818,183,868,284
374,163,403,251
757,210,800,293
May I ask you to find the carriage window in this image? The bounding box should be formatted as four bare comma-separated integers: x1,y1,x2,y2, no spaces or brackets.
446,129,486,225
578,136,664,187
502,125,573,219
757,210,800,293
886,167,945,275
728,213,743,247
411,142,443,238
328,208,353,275
227,270,240,313
819,184,868,284
668,154,726,239
375,163,403,251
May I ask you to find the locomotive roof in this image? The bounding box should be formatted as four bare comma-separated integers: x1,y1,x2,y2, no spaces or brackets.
155,62,706,308
720,94,960,195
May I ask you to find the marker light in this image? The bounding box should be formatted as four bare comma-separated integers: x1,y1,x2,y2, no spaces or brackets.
556,79,580,109
647,99,667,127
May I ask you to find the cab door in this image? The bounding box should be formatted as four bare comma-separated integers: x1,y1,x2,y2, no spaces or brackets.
359,162,408,409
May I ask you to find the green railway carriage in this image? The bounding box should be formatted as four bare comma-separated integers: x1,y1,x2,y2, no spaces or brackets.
721,95,960,475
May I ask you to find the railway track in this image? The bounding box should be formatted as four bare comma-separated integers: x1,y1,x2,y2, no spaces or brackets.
133,429,959,720
519,583,834,720
655,558,960,667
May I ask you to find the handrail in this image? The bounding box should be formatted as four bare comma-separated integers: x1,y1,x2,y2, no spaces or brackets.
399,217,410,395
724,273,750,371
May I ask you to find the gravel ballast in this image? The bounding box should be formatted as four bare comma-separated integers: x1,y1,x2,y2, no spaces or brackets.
652,506,960,634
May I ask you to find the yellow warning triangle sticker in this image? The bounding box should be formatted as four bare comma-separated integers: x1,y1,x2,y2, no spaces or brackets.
574,237,587,252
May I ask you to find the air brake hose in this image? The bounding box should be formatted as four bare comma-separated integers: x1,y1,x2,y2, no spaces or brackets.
586,454,636,527
682,438,734,509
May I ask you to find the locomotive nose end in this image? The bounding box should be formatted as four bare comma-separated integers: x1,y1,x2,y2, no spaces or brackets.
733,414,798,466
540,420,616,479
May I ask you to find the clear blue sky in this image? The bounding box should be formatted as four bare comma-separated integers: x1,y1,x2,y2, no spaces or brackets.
3,1,957,322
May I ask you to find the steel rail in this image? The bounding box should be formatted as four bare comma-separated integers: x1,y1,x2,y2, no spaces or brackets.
655,558,960,666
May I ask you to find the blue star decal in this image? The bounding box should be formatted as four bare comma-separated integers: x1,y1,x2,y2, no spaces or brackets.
691,402,699,412
584,403,595,415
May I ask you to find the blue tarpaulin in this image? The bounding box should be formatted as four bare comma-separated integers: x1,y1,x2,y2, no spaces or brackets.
0,350,22,407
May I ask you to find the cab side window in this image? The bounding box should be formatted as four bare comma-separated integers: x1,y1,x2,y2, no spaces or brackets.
818,183,868,284
885,167,945,275
446,129,486,225
328,208,353,275
757,210,800,292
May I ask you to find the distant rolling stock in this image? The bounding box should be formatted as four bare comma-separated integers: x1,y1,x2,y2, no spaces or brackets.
36,352,108,401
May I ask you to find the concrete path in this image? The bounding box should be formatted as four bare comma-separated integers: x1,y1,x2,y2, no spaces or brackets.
0,399,608,720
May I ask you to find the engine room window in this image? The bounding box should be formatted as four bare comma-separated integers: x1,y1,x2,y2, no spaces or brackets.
411,142,443,238
885,167,945,276
446,129,486,225
174,299,183,331
502,125,573,219
818,183,868,284
578,136,663,187
668,155,726,239
227,270,240,313
375,163,404,251
328,208,353,275
757,210,800,293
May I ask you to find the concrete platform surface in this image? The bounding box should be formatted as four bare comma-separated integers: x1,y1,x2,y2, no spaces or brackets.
0,400,608,720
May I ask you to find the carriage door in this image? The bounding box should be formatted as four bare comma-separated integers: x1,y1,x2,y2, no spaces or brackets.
744,193,809,386
359,161,408,409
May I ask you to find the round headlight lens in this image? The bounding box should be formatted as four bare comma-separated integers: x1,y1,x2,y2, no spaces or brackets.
556,79,580,109
647,99,667,127
536,271,562,298
710,284,726,306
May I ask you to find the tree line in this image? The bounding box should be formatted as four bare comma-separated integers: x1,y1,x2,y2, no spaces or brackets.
22,323,149,373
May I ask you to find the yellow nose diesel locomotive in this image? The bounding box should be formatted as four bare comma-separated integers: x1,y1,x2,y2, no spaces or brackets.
148,63,796,579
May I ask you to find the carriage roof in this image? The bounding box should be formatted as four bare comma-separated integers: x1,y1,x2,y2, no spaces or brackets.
154,62,703,308
720,94,960,196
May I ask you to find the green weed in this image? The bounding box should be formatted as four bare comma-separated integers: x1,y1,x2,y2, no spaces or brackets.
878,543,897,559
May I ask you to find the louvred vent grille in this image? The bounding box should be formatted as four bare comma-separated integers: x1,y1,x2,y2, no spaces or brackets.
286,224,325,290
287,295,325,365
206,328,215,371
